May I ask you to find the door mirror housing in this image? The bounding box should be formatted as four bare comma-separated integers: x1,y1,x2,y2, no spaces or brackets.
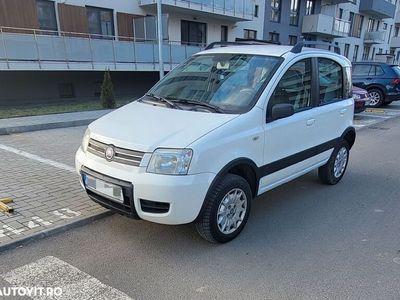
271,103,295,121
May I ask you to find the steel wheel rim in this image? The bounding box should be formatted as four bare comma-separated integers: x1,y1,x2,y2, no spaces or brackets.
368,91,381,106
333,147,348,178
217,188,247,235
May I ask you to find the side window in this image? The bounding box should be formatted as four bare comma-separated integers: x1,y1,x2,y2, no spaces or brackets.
375,66,384,76
270,58,312,114
318,58,343,105
352,64,371,76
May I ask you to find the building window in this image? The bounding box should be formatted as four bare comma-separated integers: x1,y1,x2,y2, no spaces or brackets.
221,25,228,42
270,0,281,23
290,0,299,26
269,32,280,43
338,8,343,19
36,0,57,31
254,5,259,17
396,26,400,37
244,29,257,39
353,45,359,62
58,83,75,98
367,18,375,32
378,48,383,54
383,23,388,30
363,46,371,60
289,35,297,45
181,20,207,46
344,44,350,58
351,14,363,38
86,6,114,38
371,47,376,60
305,0,315,15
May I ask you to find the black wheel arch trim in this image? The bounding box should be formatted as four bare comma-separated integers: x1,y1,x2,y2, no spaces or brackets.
194,158,260,222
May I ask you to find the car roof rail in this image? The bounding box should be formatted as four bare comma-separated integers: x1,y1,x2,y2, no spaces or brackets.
205,38,280,50
291,41,341,55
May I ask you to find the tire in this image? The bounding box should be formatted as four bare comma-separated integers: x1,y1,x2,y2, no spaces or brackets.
318,140,350,185
367,88,384,108
195,174,252,243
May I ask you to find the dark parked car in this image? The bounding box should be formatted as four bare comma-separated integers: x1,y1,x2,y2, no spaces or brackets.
352,86,370,114
352,62,400,107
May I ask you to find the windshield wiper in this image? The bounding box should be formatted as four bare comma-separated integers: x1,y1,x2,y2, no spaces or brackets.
171,99,225,113
144,93,182,110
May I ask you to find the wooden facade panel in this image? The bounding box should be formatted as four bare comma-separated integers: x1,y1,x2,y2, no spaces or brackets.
0,0,39,29
117,12,141,39
58,3,88,34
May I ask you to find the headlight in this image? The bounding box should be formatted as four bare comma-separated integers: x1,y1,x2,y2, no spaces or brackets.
353,93,361,100
81,128,91,152
147,148,193,175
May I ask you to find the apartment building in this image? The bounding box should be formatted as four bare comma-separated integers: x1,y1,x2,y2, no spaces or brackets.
257,0,398,63
0,0,259,103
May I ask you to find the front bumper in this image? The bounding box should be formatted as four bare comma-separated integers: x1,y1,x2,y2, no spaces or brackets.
75,147,215,225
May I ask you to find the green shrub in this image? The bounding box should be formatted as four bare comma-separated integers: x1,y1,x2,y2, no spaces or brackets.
100,70,116,109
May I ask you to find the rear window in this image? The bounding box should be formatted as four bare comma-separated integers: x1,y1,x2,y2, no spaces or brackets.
391,66,400,77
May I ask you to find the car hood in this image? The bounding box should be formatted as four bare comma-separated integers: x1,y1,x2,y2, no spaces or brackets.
89,101,238,152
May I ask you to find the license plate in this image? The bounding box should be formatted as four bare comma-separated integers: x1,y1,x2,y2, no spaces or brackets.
83,174,124,203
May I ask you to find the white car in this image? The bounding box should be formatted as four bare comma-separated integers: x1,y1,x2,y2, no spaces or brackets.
76,41,355,243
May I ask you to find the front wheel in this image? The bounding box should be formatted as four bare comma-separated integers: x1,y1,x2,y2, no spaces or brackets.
318,140,350,185
195,174,252,243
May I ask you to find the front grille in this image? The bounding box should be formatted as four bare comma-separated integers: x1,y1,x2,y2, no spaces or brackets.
81,167,140,219
87,138,144,167
140,199,170,214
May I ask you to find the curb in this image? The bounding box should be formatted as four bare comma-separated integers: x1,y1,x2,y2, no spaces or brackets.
0,210,113,253
0,119,97,136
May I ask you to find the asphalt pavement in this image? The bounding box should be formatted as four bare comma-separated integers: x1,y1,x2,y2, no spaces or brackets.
0,108,399,299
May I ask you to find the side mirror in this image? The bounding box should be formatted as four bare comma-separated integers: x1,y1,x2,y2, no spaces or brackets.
271,103,294,121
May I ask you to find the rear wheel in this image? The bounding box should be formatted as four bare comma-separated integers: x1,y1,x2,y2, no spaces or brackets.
367,89,384,107
195,174,251,243
319,140,350,185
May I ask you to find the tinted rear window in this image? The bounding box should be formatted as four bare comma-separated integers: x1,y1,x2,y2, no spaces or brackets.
391,66,400,77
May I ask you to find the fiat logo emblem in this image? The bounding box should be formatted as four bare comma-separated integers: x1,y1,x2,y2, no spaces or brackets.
105,145,115,161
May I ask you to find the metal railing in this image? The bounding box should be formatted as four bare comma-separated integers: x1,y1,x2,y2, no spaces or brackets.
0,26,204,70
138,0,254,20
364,31,386,43
332,18,351,37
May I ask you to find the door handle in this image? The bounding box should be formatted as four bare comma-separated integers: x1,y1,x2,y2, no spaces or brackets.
340,108,347,116
306,118,315,126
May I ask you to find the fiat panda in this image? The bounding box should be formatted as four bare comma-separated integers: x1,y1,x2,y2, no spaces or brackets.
76,42,355,243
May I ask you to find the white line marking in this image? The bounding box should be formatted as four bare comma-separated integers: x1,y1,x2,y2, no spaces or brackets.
0,144,75,173
1,256,134,300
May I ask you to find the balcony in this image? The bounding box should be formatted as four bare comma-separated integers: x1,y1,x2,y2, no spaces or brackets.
0,27,203,71
395,9,400,24
364,31,386,44
359,0,395,19
302,14,350,38
322,0,357,4
390,36,400,48
138,0,253,21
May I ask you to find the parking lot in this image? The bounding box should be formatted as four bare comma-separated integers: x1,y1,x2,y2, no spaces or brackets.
0,103,399,299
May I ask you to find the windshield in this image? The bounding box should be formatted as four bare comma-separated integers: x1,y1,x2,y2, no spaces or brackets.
148,54,282,113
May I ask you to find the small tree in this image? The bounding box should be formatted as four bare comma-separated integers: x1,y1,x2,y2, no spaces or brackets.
100,70,116,109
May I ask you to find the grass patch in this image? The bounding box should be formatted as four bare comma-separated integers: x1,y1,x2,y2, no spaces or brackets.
0,97,135,119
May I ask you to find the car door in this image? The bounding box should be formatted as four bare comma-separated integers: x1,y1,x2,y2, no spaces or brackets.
312,57,353,150
259,57,319,194
352,64,372,89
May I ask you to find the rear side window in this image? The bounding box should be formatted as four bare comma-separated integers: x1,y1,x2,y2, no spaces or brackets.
375,66,384,76
269,58,312,113
353,64,371,76
391,66,400,77
318,58,343,105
